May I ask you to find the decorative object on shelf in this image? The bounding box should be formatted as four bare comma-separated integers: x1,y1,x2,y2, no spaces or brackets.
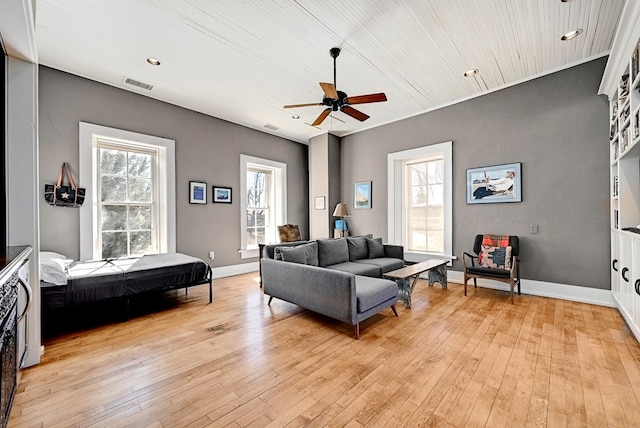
212,186,232,204
44,162,86,208
314,196,325,210
354,181,372,209
332,203,351,237
189,181,207,204
466,163,522,204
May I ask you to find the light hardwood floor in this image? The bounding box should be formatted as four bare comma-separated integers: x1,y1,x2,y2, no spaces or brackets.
10,273,640,427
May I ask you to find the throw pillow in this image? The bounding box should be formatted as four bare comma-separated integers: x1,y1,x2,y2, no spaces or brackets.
317,238,349,267
346,236,369,261
478,245,512,270
298,241,319,266
367,237,385,259
274,242,318,266
277,246,308,265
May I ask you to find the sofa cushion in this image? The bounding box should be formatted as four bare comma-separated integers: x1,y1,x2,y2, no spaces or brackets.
346,236,369,261
367,237,385,259
275,241,318,266
267,241,310,259
353,257,404,274
317,238,349,267
278,247,307,264
355,276,398,312
326,261,380,277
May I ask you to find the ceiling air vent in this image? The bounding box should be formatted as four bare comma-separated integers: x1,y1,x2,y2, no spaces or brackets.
124,77,153,91
264,123,279,131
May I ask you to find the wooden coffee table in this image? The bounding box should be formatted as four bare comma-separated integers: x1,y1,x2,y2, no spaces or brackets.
384,259,448,308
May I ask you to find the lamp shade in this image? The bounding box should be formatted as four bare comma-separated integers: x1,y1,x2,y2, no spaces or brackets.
333,203,351,217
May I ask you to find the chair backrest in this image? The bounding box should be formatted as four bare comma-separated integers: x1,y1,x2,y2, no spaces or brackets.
473,234,519,257
278,224,301,242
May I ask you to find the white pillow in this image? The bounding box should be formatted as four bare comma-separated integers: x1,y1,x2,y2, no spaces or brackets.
40,259,69,285
40,251,67,260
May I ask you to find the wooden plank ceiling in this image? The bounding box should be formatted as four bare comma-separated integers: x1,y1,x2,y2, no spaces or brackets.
34,0,625,143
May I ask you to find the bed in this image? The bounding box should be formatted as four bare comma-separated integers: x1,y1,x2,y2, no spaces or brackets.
40,252,212,311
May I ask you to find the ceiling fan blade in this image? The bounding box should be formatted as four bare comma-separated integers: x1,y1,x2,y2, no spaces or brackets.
312,108,332,126
345,93,387,105
341,105,370,122
283,102,323,109
319,82,339,100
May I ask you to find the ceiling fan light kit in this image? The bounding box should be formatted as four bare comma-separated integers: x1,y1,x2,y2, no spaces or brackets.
284,47,387,127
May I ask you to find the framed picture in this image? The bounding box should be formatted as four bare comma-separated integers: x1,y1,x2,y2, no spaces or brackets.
314,196,325,210
212,186,232,204
354,181,372,209
189,181,207,204
466,162,522,204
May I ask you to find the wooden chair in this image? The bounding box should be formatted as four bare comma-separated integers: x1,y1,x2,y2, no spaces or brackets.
462,234,521,304
277,224,301,242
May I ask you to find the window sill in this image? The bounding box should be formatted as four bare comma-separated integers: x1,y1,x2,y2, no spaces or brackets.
239,248,259,259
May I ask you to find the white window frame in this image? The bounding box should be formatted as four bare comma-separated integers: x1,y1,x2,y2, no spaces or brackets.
79,122,176,260
387,141,453,263
240,154,287,259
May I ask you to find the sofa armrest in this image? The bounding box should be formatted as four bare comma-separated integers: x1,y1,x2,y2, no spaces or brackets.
383,244,404,260
261,258,357,324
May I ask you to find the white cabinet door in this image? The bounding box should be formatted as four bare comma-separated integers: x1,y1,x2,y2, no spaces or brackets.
633,236,640,328
619,234,634,321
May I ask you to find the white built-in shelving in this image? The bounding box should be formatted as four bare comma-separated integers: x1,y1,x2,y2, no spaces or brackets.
610,36,640,344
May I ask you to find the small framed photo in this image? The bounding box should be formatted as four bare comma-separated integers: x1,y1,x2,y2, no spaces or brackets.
314,196,325,210
189,181,207,204
212,186,232,204
354,181,372,209
466,162,522,204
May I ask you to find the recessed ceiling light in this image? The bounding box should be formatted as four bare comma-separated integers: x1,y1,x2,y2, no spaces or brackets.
561,29,582,41
464,69,479,77
291,115,300,120
146,57,161,66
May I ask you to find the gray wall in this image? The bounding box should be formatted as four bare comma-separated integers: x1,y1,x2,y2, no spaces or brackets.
38,66,308,267
341,57,610,289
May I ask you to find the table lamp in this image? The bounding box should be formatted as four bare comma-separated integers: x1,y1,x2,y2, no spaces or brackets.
332,203,351,237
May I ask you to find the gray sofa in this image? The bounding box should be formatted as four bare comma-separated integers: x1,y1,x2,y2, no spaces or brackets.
260,236,404,338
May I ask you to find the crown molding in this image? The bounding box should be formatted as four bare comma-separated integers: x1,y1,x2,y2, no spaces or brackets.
599,0,640,98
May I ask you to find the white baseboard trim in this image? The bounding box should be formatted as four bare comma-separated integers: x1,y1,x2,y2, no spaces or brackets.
210,264,615,308
445,270,615,308
212,262,259,279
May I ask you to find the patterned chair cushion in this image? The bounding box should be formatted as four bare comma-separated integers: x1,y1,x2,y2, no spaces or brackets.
478,245,512,270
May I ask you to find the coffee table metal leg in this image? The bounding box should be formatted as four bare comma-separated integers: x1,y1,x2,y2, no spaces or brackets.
428,265,448,289
395,278,412,309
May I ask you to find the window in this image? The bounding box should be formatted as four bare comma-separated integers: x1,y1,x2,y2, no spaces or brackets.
245,166,271,248
240,155,286,258
80,123,176,260
387,141,452,262
405,157,444,253
97,143,156,258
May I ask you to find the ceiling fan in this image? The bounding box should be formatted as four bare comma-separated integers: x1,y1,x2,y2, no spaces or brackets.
284,47,387,127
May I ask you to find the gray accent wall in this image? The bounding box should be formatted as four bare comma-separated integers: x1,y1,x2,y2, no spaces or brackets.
38,66,308,267
341,57,610,289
